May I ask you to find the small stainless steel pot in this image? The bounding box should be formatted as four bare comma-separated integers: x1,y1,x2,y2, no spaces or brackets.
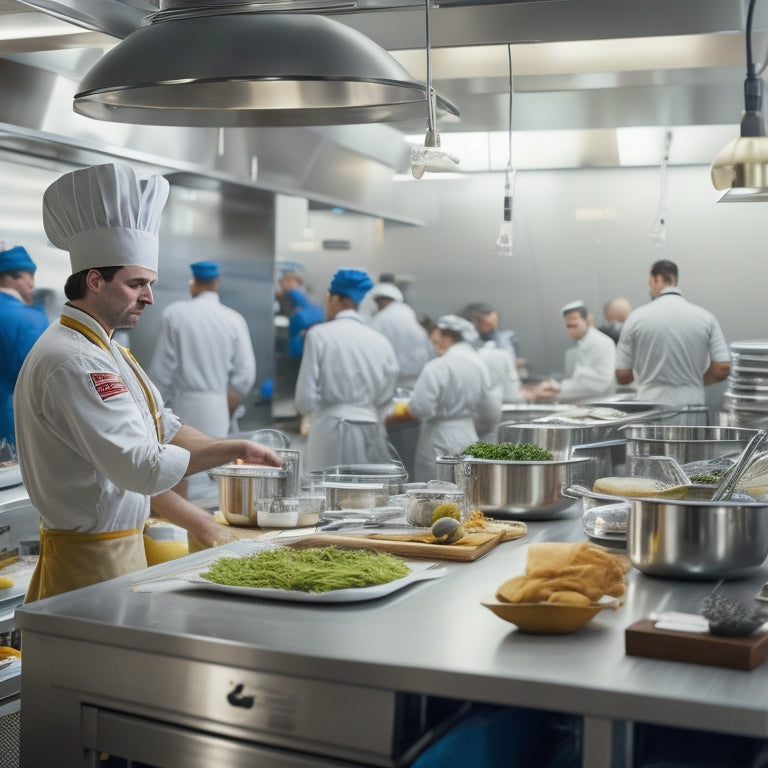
209,464,287,526
459,456,596,519
626,496,768,580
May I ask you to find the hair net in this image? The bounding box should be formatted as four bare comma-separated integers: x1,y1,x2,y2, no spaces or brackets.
328,268,374,306
437,314,480,344
0,245,36,274
370,283,404,303
43,162,169,274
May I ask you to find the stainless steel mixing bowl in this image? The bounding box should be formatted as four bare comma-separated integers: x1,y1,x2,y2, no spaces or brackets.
458,456,596,519
621,424,759,465
627,496,768,580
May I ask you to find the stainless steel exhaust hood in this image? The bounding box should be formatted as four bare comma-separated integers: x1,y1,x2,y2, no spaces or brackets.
73,3,460,127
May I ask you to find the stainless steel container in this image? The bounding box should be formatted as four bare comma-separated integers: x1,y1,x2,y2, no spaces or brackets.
321,462,408,511
621,424,759,465
498,422,628,458
208,464,287,526
459,456,596,519
276,448,301,497
627,496,768,580
435,455,460,483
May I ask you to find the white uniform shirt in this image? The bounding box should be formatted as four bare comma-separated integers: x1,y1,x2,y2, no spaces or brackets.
295,310,399,418
14,305,189,533
409,342,499,479
479,346,523,403
615,288,731,407
150,291,256,411
558,326,617,401
369,301,434,388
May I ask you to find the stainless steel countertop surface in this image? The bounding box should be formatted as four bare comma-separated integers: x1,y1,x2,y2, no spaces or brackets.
15,506,768,738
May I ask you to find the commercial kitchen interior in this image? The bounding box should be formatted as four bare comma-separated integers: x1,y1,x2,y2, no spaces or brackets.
3,2,768,767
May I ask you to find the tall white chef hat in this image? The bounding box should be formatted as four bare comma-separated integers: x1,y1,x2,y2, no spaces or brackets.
436,314,480,345
370,282,404,303
42,162,170,275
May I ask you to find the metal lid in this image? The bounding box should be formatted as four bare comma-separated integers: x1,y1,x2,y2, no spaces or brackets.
209,464,286,478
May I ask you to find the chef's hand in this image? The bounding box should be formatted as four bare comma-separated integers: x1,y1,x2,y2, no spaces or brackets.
534,380,561,400
188,515,238,550
236,441,283,467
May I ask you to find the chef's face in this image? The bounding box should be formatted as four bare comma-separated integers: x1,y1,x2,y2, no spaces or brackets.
5,270,35,305
564,311,588,340
325,291,341,320
91,265,157,331
430,327,452,355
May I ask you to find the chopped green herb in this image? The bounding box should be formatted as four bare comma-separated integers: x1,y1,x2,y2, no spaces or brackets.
689,472,722,485
200,546,410,593
461,441,554,461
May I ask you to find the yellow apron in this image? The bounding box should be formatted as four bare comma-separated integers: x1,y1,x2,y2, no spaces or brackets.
25,528,147,603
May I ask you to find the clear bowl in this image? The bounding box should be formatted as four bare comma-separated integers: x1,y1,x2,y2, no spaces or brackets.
404,486,464,527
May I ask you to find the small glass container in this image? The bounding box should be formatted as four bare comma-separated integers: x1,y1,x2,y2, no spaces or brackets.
256,497,300,528
404,486,465,527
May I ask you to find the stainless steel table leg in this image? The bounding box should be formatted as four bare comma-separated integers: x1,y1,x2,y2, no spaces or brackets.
583,717,615,768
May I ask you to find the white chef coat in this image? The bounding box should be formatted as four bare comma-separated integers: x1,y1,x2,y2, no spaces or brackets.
557,326,617,401
479,346,523,404
14,305,189,533
295,309,399,472
409,341,498,482
150,291,256,438
369,301,434,389
616,288,730,407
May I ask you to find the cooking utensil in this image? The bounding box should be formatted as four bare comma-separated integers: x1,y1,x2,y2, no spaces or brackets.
209,464,287,526
621,424,759,465
459,455,595,518
701,585,768,636
626,495,768,580
711,429,768,501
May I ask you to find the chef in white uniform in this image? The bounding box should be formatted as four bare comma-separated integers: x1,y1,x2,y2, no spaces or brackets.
14,163,281,602
409,315,500,482
295,268,399,472
150,260,256,439
368,282,434,390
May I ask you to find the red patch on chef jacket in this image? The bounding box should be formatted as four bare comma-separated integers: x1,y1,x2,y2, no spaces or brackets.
90,372,128,400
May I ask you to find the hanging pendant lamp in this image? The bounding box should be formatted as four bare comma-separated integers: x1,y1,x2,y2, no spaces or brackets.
711,0,768,202
73,6,460,127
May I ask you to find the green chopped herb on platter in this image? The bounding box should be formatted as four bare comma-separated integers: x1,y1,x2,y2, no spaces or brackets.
689,472,723,485
461,441,554,461
200,546,411,593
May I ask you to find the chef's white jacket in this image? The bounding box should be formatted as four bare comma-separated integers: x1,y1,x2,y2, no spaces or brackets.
557,326,617,402
295,309,399,472
409,342,498,481
369,302,434,389
150,291,256,437
14,305,189,533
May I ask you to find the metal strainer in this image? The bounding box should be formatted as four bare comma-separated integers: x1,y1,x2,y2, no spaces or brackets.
700,586,768,636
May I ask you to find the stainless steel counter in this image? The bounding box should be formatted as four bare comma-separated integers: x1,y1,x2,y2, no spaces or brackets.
15,507,768,767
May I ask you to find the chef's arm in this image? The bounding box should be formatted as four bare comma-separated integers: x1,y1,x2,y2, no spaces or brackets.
170,424,283,476
227,390,243,417
616,368,634,386
150,490,235,549
703,360,731,385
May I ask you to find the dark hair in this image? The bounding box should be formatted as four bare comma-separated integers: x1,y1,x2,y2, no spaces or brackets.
437,328,463,344
650,260,678,284
64,266,122,300
0,270,23,280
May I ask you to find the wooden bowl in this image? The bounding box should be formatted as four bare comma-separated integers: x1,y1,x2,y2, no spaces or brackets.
481,598,605,634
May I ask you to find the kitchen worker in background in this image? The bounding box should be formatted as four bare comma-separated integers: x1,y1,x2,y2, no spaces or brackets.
14,162,281,602
464,302,528,378
295,268,399,472
409,315,500,482
525,301,616,402
598,296,632,344
478,344,524,407
0,244,48,450
616,260,730,407
368,282,434,389
149,260,257,496
274,261,324,357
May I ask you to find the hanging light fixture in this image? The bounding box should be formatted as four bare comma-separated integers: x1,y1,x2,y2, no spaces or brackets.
711,0,768,201
494,44,515,257
650,129,673,247
410,0,460,179
73,2,460,127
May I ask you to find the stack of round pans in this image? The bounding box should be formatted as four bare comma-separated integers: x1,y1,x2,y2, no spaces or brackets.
723,340,768,427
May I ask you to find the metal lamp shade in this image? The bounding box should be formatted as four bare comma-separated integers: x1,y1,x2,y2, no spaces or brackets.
711,135,768,202
74,13,460,127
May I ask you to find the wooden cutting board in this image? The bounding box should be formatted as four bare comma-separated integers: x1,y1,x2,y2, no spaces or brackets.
290,530,505,561
625,619,768,670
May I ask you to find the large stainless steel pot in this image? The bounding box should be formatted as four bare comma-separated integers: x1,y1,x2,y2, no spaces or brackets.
459,456,596,519
621,424,759,465
627,496,768,580
208,464,287,526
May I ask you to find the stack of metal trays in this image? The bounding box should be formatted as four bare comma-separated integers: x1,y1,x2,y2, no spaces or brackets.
723,340,768,428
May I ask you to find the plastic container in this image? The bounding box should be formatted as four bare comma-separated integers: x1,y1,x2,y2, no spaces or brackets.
256,497,300,528
404,485,465,527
